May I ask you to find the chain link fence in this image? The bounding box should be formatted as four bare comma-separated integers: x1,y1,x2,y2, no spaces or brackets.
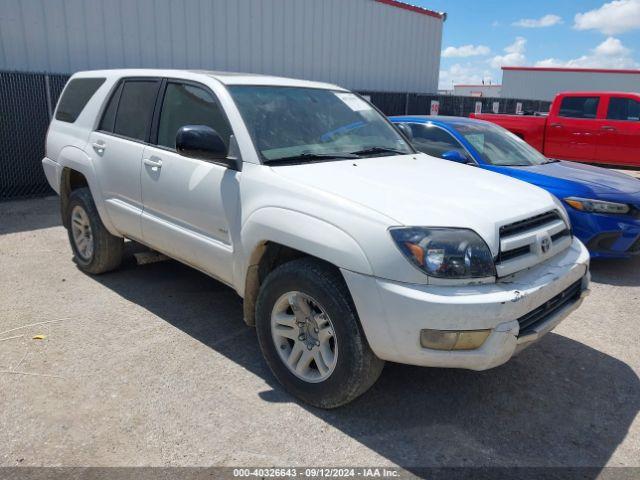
360,91,551,117
0,71,550,201
0,71,69,200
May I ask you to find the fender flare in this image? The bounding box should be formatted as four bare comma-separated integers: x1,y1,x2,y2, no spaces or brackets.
236,207,374,326
58,146,119,235
237,207,373,296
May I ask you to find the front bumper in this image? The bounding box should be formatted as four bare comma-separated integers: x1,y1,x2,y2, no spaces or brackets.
342,237,590,370
570,209,640,258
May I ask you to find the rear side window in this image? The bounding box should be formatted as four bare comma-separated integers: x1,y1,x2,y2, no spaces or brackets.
607,97,640,121
558,96,600,119
113,80,160,142
156,82,232,149
55,78,105,123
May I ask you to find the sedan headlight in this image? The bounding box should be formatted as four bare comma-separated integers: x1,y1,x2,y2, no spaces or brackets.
390,227,496,279
564,197,630,215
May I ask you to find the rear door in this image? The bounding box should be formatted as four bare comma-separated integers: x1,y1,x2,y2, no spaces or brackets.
88,78,161,239
140,79,238,284
596,95,640,167
544,95,602,162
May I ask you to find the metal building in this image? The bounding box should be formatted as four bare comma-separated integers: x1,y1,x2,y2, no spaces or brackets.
501,66,640,101
0,0,444,93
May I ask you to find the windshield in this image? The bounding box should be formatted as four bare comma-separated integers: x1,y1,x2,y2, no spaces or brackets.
452,122,552,166
227,86,413,163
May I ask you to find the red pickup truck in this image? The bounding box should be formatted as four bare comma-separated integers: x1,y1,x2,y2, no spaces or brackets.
471,91,640,167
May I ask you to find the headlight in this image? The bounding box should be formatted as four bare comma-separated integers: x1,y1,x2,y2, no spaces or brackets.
390,227,496,279
564,197,630,215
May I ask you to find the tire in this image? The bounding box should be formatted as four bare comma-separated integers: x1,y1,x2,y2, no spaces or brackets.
66,187,123,274
255,257,384,408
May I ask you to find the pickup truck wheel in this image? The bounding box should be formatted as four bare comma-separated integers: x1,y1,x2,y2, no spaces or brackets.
255,258,384,408
67,188,123,274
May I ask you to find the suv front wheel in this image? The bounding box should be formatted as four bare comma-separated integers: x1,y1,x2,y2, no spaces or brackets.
67,188,123,274
255,258,384,408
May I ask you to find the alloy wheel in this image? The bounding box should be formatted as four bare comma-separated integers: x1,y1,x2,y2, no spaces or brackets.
270,291,338,383
70,205,94,261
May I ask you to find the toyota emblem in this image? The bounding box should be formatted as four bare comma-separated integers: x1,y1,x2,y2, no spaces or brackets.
541,236,551,254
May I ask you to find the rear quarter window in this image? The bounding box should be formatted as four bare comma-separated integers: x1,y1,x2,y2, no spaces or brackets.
55,78,105,123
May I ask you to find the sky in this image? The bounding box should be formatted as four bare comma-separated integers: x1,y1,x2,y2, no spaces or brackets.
410,0,640,89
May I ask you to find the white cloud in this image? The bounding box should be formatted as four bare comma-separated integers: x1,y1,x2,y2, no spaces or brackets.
490,37,527,69
513,14,562,28
535,37,638,68
442,44,491,58
574,0,640,34
438,63,495,90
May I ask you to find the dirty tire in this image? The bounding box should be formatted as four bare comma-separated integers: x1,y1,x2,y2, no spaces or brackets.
255,258,384,408
66,187,123,274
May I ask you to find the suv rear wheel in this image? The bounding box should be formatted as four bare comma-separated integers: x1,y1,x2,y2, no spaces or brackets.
255,258,384,408
67,188,123,274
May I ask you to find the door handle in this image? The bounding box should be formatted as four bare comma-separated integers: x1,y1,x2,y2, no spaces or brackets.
550,123,563,128
601,125,616,132
143,157,163,170
92,141,106,153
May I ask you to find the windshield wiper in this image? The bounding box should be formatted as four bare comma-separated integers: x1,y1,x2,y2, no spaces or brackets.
264,152,359,165
349,146,407,157
542,158,560,164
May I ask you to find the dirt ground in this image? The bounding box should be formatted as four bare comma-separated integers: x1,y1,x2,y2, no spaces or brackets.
1,196,638,474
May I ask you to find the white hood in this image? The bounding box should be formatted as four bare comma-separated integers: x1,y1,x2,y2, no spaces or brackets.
272,153,560,255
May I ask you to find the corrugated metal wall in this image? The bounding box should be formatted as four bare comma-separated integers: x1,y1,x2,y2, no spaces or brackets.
502,69,640,101
0,0,443,93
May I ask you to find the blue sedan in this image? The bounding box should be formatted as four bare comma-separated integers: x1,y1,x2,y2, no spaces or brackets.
391,115,640,259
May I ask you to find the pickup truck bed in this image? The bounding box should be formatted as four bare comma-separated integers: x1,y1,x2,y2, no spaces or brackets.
472,113,548,151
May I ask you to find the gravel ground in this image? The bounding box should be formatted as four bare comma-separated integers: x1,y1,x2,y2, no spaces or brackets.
0,196,639,474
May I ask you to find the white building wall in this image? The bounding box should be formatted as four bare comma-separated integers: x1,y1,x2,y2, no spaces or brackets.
0,0,443,93
502,68,640,101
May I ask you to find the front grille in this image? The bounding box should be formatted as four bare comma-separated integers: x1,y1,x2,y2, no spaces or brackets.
551,229,571,242
499,211,561,237
496,210,571,277
498,245,530,262
497,227,570,264
517,280,583,336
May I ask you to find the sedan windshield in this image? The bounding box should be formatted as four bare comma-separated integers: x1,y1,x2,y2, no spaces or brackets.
228,86,413,163
452,122,552,166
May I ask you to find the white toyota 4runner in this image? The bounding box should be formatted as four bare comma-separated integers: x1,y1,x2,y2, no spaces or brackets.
43,70,590,408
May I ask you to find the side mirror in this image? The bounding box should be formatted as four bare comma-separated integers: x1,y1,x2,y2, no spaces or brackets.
396,123,413,141
176,125,238,169
441,150,469,164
